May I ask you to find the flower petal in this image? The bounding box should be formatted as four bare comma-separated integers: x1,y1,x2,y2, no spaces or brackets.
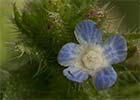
104,34,127,64
57,43,80,66
93,66,117,90
63,67,88,83
74,20,102,44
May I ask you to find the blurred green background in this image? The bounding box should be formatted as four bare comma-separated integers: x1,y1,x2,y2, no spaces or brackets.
0,0,25,65
0,0,139,65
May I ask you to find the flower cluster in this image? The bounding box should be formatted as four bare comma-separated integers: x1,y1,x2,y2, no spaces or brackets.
57,20,127,90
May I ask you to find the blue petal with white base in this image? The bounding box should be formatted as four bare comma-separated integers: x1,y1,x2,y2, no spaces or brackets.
93,67,117,90
63,67,89,83
75,20,102,44
104,34,127,64
58,43,80,66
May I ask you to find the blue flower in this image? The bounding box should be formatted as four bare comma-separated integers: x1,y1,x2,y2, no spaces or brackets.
57,20,127,90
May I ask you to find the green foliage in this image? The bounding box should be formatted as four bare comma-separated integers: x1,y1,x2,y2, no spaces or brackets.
1,0,140,99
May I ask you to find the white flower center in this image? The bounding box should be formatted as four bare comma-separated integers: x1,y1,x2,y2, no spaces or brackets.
82,50,100,69
74,44,109,74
